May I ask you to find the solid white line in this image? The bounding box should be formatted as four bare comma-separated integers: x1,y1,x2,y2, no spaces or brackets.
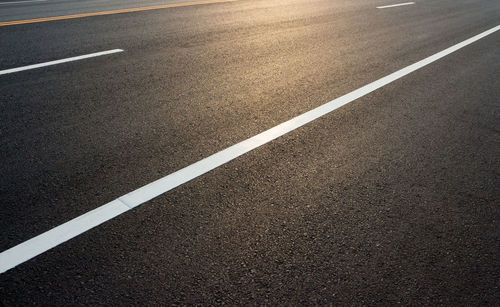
376,2,415,9
0,200,130,274
0,49,124,76
0,0,46,5
0,25,498,274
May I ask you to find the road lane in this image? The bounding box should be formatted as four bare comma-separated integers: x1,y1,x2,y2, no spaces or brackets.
0,0,225,22
1,0,497,252
0,0,499,303
0,0,239,26
2,25,498,274
1,22,499,305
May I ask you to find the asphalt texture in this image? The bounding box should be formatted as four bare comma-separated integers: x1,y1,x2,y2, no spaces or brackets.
1,0,499,304
0,0,200,22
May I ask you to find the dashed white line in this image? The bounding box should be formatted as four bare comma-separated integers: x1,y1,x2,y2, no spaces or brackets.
0,25,498,274
0,0,47,4
377,2,415,9
0,49,124,76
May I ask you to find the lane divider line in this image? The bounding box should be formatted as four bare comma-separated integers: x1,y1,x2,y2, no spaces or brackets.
0,0,47,5
376,2,415,9
0,201,130,275
0,49,124,75
0,25,498,274
0,0,237,26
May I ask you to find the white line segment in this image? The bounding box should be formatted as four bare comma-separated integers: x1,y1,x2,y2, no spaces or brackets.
0,25,498,274
0,0,46,4
0,200,129,274
376,2,415,9
0,49,124,75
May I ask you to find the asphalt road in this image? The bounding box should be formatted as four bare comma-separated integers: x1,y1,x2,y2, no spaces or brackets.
1,0,499,304
0,0,200,22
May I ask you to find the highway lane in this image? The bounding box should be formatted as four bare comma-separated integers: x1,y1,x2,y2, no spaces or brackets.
0,0,215,22
1,0,499,304
1,0,497,251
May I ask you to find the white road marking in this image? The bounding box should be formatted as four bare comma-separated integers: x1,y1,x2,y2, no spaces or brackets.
0,49,124,76
376,2,415,9
0,0,46,4
0,25,498,274
0,201,129,274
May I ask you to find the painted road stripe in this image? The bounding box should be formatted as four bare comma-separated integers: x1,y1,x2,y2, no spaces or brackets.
0,0,237,26
0,49,124,75
0,0,47,5
377,2,415,9
0,25,498,274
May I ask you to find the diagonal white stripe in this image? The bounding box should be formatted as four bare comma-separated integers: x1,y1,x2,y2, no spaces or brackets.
0,0,46,5
0,49,124,75
377,2,415,9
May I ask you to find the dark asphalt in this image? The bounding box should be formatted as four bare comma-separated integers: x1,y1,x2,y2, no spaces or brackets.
0,0,198,22
1,0,499,304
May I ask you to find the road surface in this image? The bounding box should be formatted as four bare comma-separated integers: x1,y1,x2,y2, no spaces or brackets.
0,0,499,304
